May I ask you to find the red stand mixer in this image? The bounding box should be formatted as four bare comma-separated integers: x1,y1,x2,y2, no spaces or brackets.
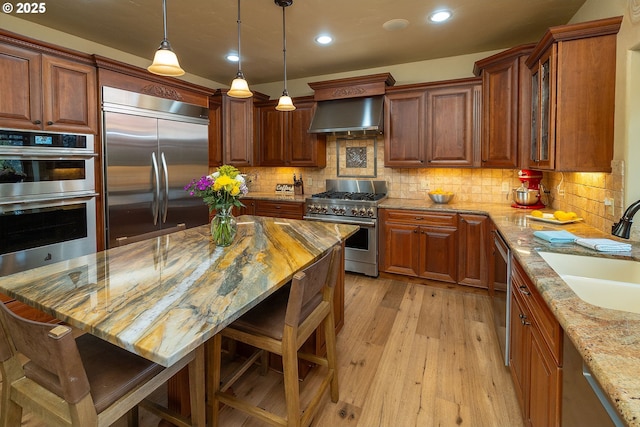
512,169,545,209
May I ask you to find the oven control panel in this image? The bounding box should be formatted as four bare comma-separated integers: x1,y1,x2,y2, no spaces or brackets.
306,203,376,218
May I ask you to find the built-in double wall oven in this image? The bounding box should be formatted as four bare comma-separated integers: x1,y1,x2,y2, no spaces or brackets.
0,129,97,276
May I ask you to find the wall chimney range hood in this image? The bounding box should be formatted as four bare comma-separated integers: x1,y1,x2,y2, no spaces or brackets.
307,73,395,137
307,96,384,136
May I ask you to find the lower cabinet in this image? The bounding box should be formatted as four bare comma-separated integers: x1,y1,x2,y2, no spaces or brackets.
457,213,489,289
380,209,489,288
509,257,562,427
380,209,458,283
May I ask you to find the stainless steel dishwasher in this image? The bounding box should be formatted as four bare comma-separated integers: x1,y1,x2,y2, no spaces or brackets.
562,334,624,426
492,228,510,366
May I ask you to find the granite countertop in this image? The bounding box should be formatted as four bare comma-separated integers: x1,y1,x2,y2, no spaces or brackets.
0,216,358,367
380,198,640,427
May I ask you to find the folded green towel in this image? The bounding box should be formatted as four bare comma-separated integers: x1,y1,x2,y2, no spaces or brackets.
533,230,578,243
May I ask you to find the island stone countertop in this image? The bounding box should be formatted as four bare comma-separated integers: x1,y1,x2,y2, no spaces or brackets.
0,216,358,367
379,198,640,426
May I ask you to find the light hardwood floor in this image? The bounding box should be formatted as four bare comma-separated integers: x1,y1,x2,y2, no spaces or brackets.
11,273,524,427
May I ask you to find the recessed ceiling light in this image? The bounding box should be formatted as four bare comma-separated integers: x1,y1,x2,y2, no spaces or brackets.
226,53,239,62
383,18,409,31
315,35,333,45
429,10,452,23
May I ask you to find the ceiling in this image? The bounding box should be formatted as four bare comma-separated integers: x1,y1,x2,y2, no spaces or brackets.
13,0,587,86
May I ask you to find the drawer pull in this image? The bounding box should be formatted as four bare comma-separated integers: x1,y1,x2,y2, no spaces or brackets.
519,285,531,296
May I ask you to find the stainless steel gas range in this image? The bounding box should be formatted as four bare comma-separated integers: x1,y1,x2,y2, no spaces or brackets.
303,179,387,277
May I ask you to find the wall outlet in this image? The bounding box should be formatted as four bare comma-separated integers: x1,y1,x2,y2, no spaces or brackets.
307,177,313,186
420,179,430,190
501,182,510,193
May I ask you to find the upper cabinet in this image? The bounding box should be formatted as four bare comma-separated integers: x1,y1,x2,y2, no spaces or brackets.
211,89,269,168
0,38,97,134
255,97,326,167
474,44,535,169
526,16,622,172
384,78,482,168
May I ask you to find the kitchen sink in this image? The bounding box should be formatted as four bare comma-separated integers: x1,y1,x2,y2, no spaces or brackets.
538,251,640,314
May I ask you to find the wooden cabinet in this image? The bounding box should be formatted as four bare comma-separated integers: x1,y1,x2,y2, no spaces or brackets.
208,97,223,167
383,78,481,168
0,41,97,133
425,82,482,167
457,214,488,289
234,199,255,216
255,97,326,167
509,257,562,427
526,17,621,172
254,199,305,220
473,44,534,169
384,90,426,167
210,90,269,167
380,209,457,283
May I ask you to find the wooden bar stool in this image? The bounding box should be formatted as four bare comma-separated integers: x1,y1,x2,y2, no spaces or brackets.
208,245,341,427
0,300,205,427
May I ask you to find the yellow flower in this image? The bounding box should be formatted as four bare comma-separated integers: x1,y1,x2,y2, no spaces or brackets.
230,185,240,196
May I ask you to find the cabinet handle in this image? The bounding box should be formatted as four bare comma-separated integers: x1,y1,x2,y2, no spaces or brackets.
413,229,418,233
33,120,41,125
414,217,423,220
47,121,54,125
519,285,531,296
521,317,531,326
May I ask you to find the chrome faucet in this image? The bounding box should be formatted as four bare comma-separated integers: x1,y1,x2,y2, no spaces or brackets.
612,199,640,239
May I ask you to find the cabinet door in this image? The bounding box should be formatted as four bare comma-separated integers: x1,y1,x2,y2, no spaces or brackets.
288,102,326,167
528,325,561,427
480,59,520,168
223,96,253,166
257,105,286,166
418,226,457,283
208,98,223,167
529,47,555,170
234,199,255,216
0,43,42,130
457,214,488,288
41,55,97,134
509,285,530,417
380,222,420,276
384,91,425,167
425,84,480,167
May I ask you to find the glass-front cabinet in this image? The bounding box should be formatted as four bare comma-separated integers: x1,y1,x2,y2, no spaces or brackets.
529,47,555,170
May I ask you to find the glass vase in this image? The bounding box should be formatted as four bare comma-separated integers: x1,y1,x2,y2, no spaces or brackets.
210,206,237,247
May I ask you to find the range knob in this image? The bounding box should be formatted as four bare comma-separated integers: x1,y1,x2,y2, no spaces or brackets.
351,208,359,216
366,208,375,218
320,206,328,214
358,208,367,217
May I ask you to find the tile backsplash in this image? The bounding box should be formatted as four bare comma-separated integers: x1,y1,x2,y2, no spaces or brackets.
237,138,635,240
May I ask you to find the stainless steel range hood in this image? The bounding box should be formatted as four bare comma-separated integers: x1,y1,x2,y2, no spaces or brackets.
307,96,384,136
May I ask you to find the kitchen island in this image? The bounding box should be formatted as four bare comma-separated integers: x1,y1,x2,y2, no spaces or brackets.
0,216,358,367
380,198,640,427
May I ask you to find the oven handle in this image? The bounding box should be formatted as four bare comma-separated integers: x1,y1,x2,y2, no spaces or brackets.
303,216,376,227
0,192,98,207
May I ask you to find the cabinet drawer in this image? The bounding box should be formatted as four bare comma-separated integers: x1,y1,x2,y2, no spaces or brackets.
255,200,304,219
512,259,562,364
383,209,457,227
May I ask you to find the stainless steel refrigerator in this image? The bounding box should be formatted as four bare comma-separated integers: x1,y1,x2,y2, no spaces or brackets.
102,87,209,248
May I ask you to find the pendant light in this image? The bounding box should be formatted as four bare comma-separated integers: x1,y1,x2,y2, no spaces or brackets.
228,0,253,98
148,0,185,77
275,0,295,111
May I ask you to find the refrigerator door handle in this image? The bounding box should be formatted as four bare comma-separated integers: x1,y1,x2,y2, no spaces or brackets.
160,152,169,223
151,151,160,225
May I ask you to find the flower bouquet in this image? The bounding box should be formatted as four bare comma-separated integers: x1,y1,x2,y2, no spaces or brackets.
184,165,248,246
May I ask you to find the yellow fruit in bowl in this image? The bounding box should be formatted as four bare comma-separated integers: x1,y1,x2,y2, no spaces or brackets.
530,210,543,218
567,211,578,219
553,210,565,220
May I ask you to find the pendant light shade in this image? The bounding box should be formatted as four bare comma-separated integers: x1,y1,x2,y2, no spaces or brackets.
148,0,185,77
228,0,253,98
275,0,295,111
